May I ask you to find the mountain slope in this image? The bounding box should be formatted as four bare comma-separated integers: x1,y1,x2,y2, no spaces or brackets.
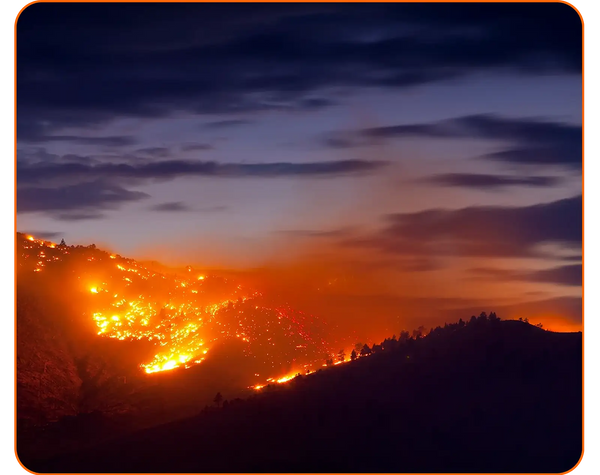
16,232,336,460
25,319,582,473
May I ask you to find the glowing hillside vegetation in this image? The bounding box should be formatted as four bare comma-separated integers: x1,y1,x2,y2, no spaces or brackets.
16,233,333,378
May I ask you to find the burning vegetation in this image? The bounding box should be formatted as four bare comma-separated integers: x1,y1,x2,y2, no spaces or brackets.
16,233,337,383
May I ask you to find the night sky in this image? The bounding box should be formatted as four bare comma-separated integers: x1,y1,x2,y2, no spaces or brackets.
16,3,582,334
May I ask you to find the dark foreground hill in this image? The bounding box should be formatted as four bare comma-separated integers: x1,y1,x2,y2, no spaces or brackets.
23,319,582,473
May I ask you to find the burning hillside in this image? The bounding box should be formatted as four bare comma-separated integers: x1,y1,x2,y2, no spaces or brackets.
16,233,334,383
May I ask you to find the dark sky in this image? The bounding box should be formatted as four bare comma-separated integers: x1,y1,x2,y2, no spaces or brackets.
16,3,582,332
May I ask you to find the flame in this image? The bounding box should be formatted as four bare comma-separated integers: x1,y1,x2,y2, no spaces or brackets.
17,233,331,376
276,374,296,384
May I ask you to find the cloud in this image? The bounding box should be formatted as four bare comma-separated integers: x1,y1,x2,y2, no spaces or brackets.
296,98,337,110
425,173,563,189
469,264,582,287
24,134,137,147
17,180,149,213
16,152,384,219
351,195,581,259
149,201,191,212
524,264,582,287
17,3,580,137
17,158,388,185
327,114,582,169
149,202,229,213
482,146,581,169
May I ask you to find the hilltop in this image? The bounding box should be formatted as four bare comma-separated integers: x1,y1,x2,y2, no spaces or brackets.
23,317,582,473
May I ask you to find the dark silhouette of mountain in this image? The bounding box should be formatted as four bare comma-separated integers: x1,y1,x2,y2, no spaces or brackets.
23,317,582,473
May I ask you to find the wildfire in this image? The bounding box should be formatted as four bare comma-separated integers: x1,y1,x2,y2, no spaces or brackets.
252,372,301,390
17,233,332,377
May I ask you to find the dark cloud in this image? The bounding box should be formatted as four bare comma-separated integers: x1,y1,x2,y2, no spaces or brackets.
149,201,192,212
17,180,149,213
351,195,581,259
17,3,581,138
524,264,582,287
482,146,581,169
296,98,337,110
18,158,388,185
468,264,582,287
149,202,229,213
328,114,582,169
360,114,580,143
24,134,137,147
426,173,562,189
16,155,385,218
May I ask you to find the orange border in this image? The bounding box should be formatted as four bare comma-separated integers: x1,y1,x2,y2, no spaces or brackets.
13,1,585,475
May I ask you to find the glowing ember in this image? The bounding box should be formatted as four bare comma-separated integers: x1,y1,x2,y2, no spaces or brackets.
16,232,332,377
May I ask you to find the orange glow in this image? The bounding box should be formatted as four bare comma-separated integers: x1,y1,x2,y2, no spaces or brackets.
275,374,296,384
16,233,332,377
16,232,580,381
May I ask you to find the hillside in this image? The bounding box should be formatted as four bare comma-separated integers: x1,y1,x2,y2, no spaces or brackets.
23,318,582,473
16,232,338,460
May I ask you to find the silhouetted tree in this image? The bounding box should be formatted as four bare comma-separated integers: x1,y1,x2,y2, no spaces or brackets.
337,350,346,362
214,392,223,407
350,349,357,361
469,316,477,325
489,312,499,322
59,239,66,247
458,318,465,327
360,344,372,357
372,344,383,353
412,326,426,339
325,358,334,366
399,331,410,343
